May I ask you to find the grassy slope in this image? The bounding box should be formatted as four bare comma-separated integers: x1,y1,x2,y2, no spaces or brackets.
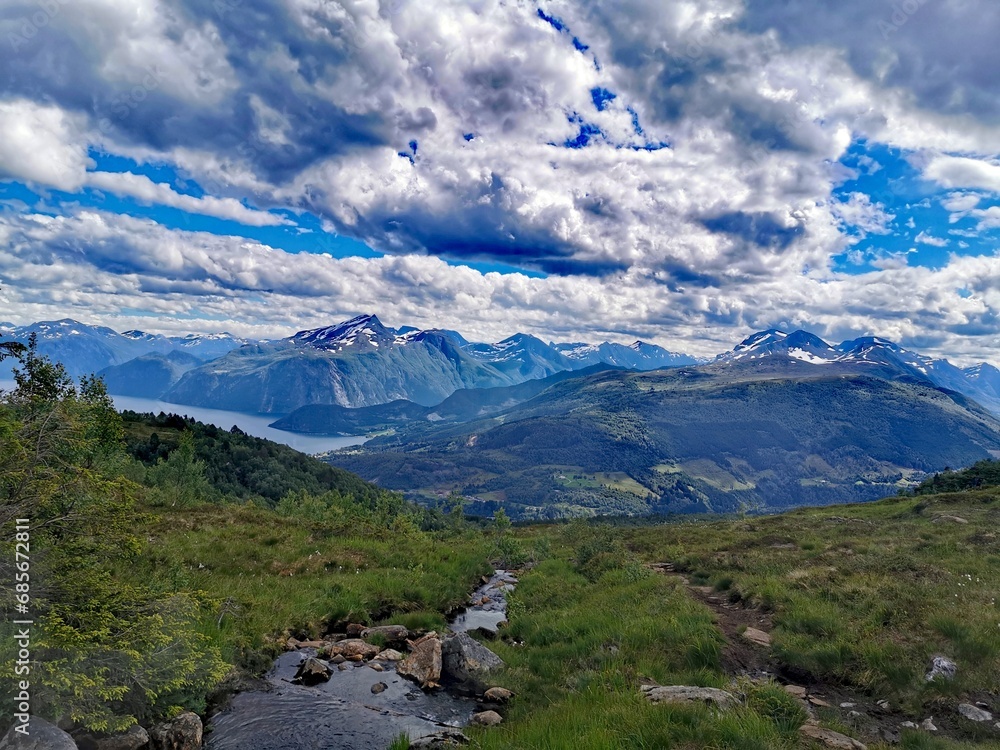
116,502,491,676
468,489,1000,749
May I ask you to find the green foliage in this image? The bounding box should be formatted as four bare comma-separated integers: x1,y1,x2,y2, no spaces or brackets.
916,459,1000,494
0,342,226,733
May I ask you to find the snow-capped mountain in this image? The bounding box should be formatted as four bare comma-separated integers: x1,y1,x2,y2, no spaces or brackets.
715,328,1000,415
554,340,698,370
167,332,250,360
720,329,838,364
465,333,574,380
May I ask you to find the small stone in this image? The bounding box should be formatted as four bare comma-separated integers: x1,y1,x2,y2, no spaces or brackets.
346,623,366,636
642,685,738,710
360,625,410,645
742,627,772,647
338,663,349,671
371,682,387,694
96,725,150,750
920,717,937,732
472,711,503,726
784,685,808,698
810,696,832,708
328,638,380,660
347,654,364,662
932,515,968,524
925,656,957,682
798,724,867,749
409,730,471,748
331,654,346,664
900,722,919,729
958,703,993,722
293,657,331,686
376,649,404,661
285,637,301,650
369,662,384,672
877,699,891,711
848,711,862,719
149,711,203,750
840,702,856,708
484,687,515,702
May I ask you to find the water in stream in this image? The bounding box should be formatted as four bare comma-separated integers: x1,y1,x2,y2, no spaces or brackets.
206,571,516,749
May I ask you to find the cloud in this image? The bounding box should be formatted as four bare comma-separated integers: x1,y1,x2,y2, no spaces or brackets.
914,230,948,248
0,99,92,190
86,171,290,226
922,155,1000,193
2,207,999,365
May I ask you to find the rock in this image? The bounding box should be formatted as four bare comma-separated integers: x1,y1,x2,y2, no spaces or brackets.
297,639,324,649
369,662,384,672
900,722,919,729
293,656,332,685
925,656,957,682
330,654,346,665
360,625,409,645
958,703,993,722
932,515,968,524
398,634,443,688
876,700,891,711
95,725,150,750
809,696,832,708
484,687,515,703
920,717,938,732
742,627,772,647
327,639,380,660
371,682,387,695
345,623,366,636
471,711,503,726
409,730,470,748
880,728,900,744
641,685,738,710
148,711,203,750
285,637,301,651
840,702,856,708
798,724,867,749
848,711,862,719
785,685,808,698
375,649,404,661
337,663,348,671
441,633,504,690
0,717,78,750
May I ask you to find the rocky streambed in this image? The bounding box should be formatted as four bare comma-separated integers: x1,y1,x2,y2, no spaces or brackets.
205,570,517,750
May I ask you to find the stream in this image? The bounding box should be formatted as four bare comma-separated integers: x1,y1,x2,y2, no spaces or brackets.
205,571,516,750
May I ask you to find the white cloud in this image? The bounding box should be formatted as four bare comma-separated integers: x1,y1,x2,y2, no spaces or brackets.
922,154,1000,193
914,230,948,247
86,171,290,226
0,99,92,191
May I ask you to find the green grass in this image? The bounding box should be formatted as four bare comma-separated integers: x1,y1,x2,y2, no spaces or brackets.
623,489,1000,710
116,502,491,670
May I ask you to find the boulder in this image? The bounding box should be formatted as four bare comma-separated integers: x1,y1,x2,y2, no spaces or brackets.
327,639,380,660
371,682,387,695
471,711,503,726
484,687,515,703
293,657,331,686
375,649,404,661
95,725,150,750
148,711,202,750
641,685,738,710
0,717,78,750
398,634,442,688
409,730,470,748
958,703,993,722
925,656,957,682
741,627,772,647
441,633,504,690
798,725,867,750
360,625,409,645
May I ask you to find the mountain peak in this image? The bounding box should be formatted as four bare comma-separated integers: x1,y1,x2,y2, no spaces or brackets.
293,314,393,351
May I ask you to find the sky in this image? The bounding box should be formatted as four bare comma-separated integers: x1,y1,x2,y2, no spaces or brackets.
1,0,1000,363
